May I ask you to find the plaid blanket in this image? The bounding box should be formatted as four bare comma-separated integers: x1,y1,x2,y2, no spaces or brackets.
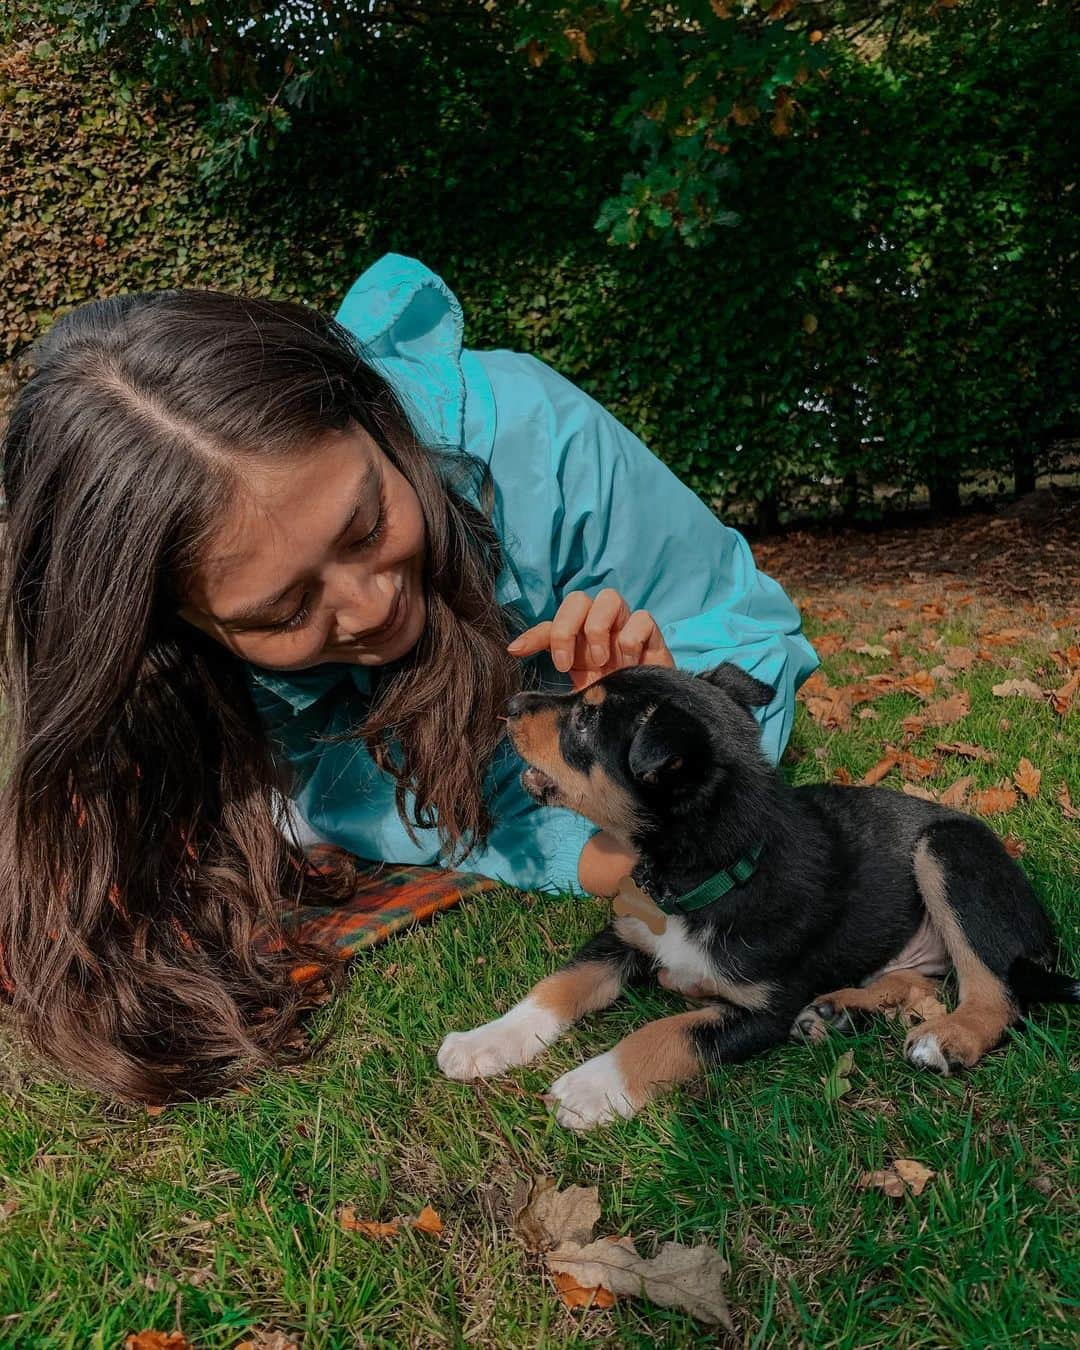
277,844,500,964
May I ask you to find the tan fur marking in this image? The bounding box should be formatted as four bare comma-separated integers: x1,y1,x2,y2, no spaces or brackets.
909,837,1017,1063
508,708,642,838
582,683,606,705
815,970,942,1016
612,1007,729,1103
531,961,624,1022
612,915,774,1010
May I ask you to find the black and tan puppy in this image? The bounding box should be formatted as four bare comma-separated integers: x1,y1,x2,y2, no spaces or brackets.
438,663,1078,1130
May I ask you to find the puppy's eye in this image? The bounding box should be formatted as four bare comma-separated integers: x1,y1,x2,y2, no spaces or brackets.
571,703,591,732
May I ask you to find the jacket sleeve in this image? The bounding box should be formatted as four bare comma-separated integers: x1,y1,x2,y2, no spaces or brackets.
486,351,820,767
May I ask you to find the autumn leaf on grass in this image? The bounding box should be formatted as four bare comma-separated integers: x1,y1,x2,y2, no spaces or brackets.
833,766,853,786
1012,758,1042,799
935,741,994,764
125,1335,189,1350
547,1235,732,1330
861,751,900,786
898,670,936,701
812,633,845,655
235,1334,299,1350
992,678,1045,701
943,646,975,670
512,1176,601,1252
902,784,937,802
858,1159,935,1199
939,776,974,809
1051,670,1080,716
1058,783,1080,822
339,1203,443,1239
1002,835,1026,858
551,1270,617,1312
921,692,970,728
821,1050,855,1103
852,643,890,659
971,784,1018,816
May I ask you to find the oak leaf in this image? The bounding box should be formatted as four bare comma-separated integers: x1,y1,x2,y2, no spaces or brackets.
971,785,1018,816
1012,759,1041,799
921,692,970,727
513,1176,601,1252
547,1235,732,1329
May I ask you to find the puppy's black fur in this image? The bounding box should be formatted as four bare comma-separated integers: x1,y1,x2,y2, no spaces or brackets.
438,662,1077,1129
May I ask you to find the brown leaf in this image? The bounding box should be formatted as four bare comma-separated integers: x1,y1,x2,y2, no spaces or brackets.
0,1198,18,1223
813,632,844,655
125,1336,189,1350
1012,758,1042,799
547,1235,732,1329
861,751,899,786
857,706,879,721
939,776,974,808
902,784,937,802
513,1177,601,1252
1002,835,1026,858
971,785,1018,816
943,646,975,670
897,750,938,781
412,1205,444,1236
934,741,994,763
832,766,853,785
339,1207,400,1239
901,714,926,736
991,679,1045,701
898,670,936,701
552,1270,617,1311
1051,670,1080,715
922,692,970,727
905,993,948,1024
858,1159,935,1199
852,643,890,658
235,1334,299,1350
1057,783,1079,821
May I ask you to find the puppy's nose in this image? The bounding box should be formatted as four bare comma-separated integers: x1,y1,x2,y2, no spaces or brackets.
506,693,529,719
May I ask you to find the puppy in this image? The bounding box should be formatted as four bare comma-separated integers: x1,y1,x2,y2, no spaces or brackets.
438,663,1078,1130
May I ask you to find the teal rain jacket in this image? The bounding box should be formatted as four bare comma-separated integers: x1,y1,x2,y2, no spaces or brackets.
245,254,819,894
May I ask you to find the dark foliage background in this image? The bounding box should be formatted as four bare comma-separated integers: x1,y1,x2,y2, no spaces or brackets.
2,1,1076,524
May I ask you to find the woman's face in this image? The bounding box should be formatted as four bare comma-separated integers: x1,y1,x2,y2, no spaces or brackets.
179,424,427,671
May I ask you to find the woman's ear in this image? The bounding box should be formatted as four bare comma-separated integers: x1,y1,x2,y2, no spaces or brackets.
627,706,689,785
696,662,775,708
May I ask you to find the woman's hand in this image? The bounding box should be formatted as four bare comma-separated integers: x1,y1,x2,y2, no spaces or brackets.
506,588,674,690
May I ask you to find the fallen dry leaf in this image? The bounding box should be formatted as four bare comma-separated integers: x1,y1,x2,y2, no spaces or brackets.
513,1176,601,1252
858,1159,935,1199
339,1208,400,1239
971,785,1019,816
897,750,938,781
861,751,899,786
833,766,853,786
1051,670,1080,715
921,692,970,727
934,741,994,763
939,776,974,808
902,784,937,802
125,1336,189,1350
853,643,890,658
904,992,948,1025
991,678,1045,701
857,706,879,720
813,633,845,655
943,646,975,670
547,1235,732,1329
1058,783,1079,821
0,1199,17,1223
235,1334,299,1350
551,1269,617,1311
412,1205,444,1236
901,714,926,736
1002,835,1026,858
1012,758,1042,799
898,670,936,701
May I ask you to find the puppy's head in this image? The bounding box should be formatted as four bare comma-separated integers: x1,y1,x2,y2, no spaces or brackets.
505,662,774,842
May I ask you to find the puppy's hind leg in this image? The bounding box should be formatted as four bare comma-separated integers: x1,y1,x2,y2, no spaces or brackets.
438,927,648,1081
904,820,1052,1075
794,969,946,1044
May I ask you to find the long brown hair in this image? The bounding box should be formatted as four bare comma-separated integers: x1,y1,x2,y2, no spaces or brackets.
0,287,520,1104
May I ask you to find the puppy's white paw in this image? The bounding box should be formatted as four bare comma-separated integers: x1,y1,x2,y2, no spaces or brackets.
547,1051,638,1131
905,1030,951,1075
437,998,562,1080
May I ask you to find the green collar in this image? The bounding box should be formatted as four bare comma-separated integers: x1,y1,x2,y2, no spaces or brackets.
652,842,765,916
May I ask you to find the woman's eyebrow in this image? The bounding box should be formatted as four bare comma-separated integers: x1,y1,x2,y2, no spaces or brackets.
215,463,378,626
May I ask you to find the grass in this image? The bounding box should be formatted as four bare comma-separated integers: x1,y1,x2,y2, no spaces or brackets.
0,583,1077,1348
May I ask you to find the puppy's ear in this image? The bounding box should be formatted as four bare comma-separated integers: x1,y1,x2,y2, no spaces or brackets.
627,706,689,785
697,662,774,708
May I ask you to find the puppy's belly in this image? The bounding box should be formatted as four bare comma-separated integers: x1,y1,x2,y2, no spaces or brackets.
614,914,773,1010
866,911,951,982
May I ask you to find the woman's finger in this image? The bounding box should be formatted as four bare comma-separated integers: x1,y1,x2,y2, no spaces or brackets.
547,591,594,672
614,609,658,667
582,588,630,669
506,620,554,658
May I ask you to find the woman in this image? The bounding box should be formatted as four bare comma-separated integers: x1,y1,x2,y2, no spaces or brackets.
0,254,817,1104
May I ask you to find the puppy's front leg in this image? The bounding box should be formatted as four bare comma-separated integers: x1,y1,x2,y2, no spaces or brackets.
438,928,647,1081
549,1006,794,1130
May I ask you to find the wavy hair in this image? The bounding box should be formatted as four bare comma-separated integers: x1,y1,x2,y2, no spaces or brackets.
0,287,520,1104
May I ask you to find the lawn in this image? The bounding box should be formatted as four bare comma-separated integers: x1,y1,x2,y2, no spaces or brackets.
1,512,1078,1348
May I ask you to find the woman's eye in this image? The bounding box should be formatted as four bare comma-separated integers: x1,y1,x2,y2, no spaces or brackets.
267,603,310,633
351,498,386,551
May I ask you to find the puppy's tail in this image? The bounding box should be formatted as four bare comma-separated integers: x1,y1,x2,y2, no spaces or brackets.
1008,956,1080,1006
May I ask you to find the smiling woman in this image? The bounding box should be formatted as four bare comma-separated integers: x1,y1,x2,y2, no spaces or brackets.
0,254,817,1104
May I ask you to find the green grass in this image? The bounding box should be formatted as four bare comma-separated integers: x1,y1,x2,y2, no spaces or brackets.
1,601,1077,1347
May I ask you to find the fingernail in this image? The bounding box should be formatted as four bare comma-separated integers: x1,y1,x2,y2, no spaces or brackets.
507,637,524,651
